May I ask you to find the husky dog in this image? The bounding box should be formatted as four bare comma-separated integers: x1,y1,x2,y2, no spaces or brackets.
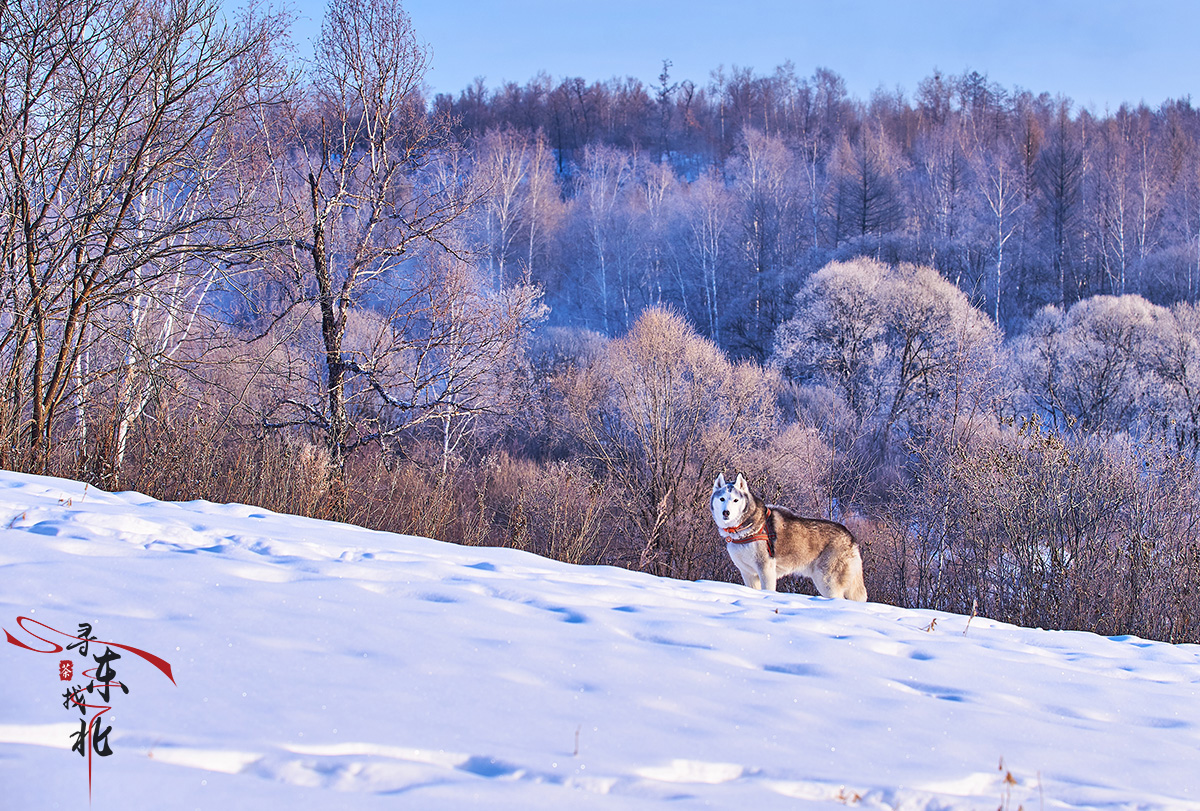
711,473,867,600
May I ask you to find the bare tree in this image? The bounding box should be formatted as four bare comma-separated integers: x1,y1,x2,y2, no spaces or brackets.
259,0,488,473
406,255,546,475
0,0,284,470
972,137,1025,325
575,143,631,336
913,121,972,256
566,307,775,577
677,168,732,343
893,420,1200,641
1036,104,1086,307
827,128,904,246
473,127,528,287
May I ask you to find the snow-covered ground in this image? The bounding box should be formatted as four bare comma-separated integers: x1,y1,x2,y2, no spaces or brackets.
2,470,1199,810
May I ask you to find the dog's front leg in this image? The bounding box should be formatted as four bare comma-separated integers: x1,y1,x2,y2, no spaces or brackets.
760,561,777,592
731,556,762,589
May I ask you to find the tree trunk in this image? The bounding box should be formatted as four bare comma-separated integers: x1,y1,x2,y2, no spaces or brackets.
310,173,348,471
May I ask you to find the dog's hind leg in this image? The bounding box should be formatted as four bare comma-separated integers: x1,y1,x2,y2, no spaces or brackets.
814,569,867,601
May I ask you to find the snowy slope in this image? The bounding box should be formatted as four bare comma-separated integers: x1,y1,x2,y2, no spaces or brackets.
1,471,1199,810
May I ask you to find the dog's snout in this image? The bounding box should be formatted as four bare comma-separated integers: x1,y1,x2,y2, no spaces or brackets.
722,510,730,519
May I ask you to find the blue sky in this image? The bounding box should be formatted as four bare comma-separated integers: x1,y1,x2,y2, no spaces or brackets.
286,0,1199,112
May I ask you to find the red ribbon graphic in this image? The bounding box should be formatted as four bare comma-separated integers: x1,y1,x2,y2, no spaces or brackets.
4,616,175,684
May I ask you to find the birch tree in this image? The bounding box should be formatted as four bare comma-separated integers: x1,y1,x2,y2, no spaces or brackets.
259,0,542,479
576,143,630,336
474,127,528,287
973,139,1025,325
521,130,560,282
678,168,732,344
727,128,796,359
0,0,282,470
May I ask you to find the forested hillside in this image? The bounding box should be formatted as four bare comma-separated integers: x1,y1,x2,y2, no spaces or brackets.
3,0,1198,642
440,62,1200,354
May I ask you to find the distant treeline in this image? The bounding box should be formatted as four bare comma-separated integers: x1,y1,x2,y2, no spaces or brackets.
438,64,1200,352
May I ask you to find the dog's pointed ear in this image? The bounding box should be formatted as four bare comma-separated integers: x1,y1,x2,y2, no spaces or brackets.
734,473,749,493
713,473,726,491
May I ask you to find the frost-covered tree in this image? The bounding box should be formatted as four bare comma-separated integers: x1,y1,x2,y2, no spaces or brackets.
774,259,886,420
473,128,530,287
575,143,632,336
1013,295,1166,433
1141,301,1200,454
673,168,733,343
773,258,1000,448
521,131,563,286
726,128,799,359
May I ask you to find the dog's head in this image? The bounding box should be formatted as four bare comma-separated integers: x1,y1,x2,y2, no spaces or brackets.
711,473,753,529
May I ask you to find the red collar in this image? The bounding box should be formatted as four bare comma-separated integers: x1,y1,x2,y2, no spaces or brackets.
722,508,774,556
